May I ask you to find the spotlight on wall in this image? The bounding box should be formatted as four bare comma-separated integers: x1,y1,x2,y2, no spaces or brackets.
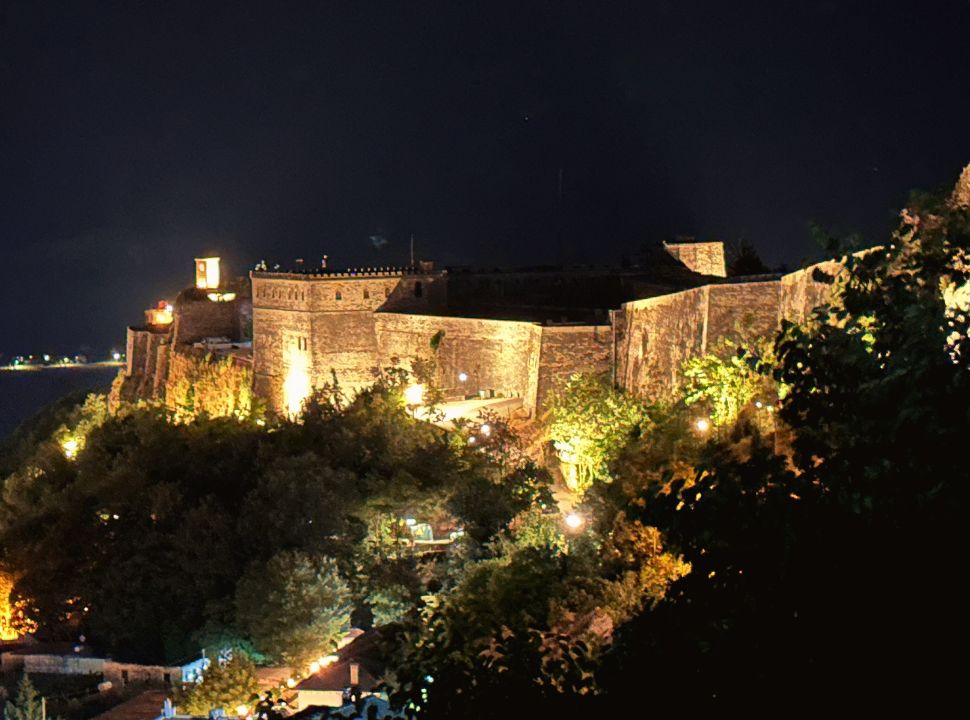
458,372,468,382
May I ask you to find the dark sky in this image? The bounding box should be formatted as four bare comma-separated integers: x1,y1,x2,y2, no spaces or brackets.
2,0,970,357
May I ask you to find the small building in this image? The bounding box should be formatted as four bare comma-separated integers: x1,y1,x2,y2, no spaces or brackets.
0,643,207,687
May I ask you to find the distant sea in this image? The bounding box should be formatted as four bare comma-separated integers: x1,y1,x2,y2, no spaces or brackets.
0,366,119,439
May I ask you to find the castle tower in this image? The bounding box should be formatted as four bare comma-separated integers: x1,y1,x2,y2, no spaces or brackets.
663,239,727,278
195,257,221,289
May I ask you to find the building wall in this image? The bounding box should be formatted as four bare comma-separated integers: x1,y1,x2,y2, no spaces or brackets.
615,267,838,400
295,689,345,711
374,313,544,409
21,654,105,675
779,259,844,321
535,325,612,411
251,271,447,412
173,294,245,345
663,241,727,277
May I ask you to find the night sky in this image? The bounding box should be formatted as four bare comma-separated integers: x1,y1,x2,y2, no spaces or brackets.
3,0,970,357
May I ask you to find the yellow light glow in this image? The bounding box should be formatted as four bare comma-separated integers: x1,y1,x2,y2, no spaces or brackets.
235,705,249,717
195,257,221,289
404,383,425,406
206,292,237,302
309,661,321,673
285,678,297,688
1,573,18,640
283,344,311,420
695,418,710,433
62,438,79,460
319,655,338,667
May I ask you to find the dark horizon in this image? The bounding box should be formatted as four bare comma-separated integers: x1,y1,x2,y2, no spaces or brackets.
3,0,970,357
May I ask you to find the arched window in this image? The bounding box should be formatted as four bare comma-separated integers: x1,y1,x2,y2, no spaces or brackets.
363,288,370,300
336,291,342,301
414,281,423,298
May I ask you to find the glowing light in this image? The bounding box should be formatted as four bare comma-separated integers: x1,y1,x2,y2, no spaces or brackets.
43,354,50,362
283,344,312,420
695,418,710,433
467,435,476,445
754,400,763,409
480,423,490,436
195,257,221,289
235,705,249,717
405,517,416,527
319,655,338,667
146,301,174,326
404,383,425,406
206,292,237,302
564,513,585,530
286,678,297,688
308,661,321,673
458,372,468,382
61,438,79,460
112,352,121,361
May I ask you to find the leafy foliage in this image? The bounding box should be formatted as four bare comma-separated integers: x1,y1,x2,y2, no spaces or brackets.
681,337,783,427
4,676,47,720
546,374,647,493
235,552,351,666
178,653,260,716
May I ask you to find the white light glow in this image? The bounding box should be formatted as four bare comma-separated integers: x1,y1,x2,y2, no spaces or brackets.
61,438,79,460
564,513,585,530
404,383,425,406
695,418,710,432
458,372,468,382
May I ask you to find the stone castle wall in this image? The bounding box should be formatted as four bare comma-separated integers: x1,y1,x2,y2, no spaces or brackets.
374,312,543,408
173,293,245,345
663,241,727,277
615,266,838,401
535,325,612,411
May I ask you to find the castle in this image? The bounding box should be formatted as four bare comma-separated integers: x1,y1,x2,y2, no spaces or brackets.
112,240,836,418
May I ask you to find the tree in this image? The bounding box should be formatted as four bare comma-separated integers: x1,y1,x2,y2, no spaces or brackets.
726,239,769,276
681,337,783,428
178,652,260,716
546,374,647,493
235,551,351,666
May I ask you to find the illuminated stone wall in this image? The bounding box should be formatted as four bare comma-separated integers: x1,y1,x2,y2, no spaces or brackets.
779,259,844,321
535,325,612,410
374,312,544,409
172,291,247,345
616,265,839,400
251,270,449,413
663,241,727,277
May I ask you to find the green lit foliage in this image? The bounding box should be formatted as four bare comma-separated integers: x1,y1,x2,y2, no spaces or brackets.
546,373,648,494
177,652,260,716
681,337,784,427
235,551,352,667
387,506,688,717
4,675,48,720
